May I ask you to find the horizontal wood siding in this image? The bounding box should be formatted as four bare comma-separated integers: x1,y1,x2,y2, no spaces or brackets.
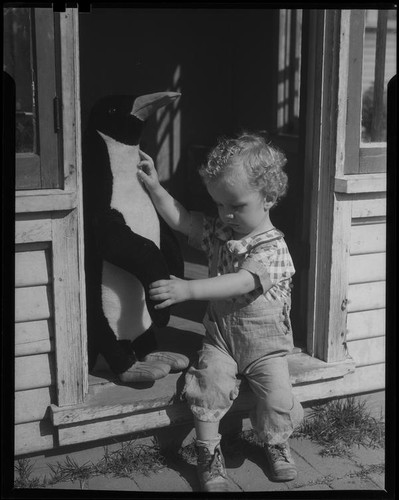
346,336,385,366
15,216,52,244
15,242,57,456
347,281,385,312
346,308,385,341
348,252,385,284
15,420,55,456
15,319,54,356
15,249,51,287
15,286,53,323
346,197,386,371
351,194,386,218
15,387,56,424
15,354,55,391
349,222,386,255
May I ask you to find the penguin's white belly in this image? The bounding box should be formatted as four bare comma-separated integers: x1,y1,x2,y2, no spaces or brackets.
98,131,160,341
99,133,160,247
102,261,152,341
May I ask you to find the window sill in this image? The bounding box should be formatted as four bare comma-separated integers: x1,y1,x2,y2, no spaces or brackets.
16,190,77,213
334,173,386,194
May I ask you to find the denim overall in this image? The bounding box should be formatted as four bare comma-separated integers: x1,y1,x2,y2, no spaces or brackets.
184,235,304,445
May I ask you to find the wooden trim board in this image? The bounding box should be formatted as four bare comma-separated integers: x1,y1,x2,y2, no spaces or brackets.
50,353,356,427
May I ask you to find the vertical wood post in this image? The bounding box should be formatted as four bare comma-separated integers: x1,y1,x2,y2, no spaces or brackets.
304,10,353,362
52,209,85,405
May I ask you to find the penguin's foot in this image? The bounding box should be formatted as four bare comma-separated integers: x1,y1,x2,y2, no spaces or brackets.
143,351,189,372
118,361,171,383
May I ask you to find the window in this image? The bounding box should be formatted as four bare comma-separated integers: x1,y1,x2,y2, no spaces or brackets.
3,7,62,189
361,10,396,143
345,9,396,174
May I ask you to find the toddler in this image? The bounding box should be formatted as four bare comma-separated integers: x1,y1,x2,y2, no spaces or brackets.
138,132,304,492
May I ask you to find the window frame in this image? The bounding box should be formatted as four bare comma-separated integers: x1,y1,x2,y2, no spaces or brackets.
344,9,390,174
14,8,62,190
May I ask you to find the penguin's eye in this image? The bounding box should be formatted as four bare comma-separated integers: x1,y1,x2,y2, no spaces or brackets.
108,107,117,115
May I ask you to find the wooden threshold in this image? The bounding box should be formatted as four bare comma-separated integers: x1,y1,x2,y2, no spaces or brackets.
51,352,355,426
49,311,355,446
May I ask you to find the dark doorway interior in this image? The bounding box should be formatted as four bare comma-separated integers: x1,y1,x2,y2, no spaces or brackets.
79,7,307,350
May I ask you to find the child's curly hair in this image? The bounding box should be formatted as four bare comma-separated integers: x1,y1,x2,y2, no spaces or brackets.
199,132,288,205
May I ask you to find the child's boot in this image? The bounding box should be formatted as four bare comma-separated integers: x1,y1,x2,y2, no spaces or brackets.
264,441,297,481
196,436,230,492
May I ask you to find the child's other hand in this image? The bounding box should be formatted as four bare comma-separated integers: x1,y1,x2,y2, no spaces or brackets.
137,150,160,192
149,275,191,309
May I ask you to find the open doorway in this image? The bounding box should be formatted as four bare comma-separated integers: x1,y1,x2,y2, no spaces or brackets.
79,7,309,352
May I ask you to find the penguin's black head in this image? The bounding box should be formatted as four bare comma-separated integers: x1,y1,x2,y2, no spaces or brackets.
89,92,181,146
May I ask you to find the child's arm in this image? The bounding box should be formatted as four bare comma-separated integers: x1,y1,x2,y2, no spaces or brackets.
137,150,191,236
149,270,260,309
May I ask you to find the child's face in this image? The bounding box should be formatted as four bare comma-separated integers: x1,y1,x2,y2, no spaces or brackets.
206,163,273,238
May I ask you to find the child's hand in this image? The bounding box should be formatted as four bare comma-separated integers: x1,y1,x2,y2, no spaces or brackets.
137,150,161,192
149,275,191,309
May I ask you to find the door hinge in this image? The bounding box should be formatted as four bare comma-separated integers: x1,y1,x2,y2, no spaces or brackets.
53,96,62,133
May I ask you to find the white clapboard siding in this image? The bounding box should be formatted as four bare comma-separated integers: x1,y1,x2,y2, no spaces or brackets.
15,354,55,391
350,223,386,255
15,320,54,357
15,338,54,357
15,319,53,345
15,286,52,323
15,387,55,424
346,336,385,366
15,420,55,456
347,281,385,312
351,196,386,218
346,309,385,341
15,250,50,288
15,217,52,245
348,252,386,284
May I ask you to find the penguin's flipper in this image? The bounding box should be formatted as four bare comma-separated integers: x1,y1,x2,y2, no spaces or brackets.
99,209,171,327
159,217,185,279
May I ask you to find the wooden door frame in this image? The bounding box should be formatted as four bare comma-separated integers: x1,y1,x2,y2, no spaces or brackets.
302,9,351,362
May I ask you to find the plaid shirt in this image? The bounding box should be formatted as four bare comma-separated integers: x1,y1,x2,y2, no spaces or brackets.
188,211,295,304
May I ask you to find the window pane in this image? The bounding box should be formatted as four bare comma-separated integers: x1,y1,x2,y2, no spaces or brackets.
3,7,37,153
361,9,397,143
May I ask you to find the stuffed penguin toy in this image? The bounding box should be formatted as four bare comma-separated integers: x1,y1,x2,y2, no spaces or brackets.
83,91,188,382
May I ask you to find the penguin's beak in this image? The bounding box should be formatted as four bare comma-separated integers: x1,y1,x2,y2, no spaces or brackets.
131,92,181,121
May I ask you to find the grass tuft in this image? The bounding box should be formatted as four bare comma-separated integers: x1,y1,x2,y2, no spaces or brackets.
14,459,49,489
47,455,95,486
14,437,166,489
95,438,165,477
292,397,385,456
